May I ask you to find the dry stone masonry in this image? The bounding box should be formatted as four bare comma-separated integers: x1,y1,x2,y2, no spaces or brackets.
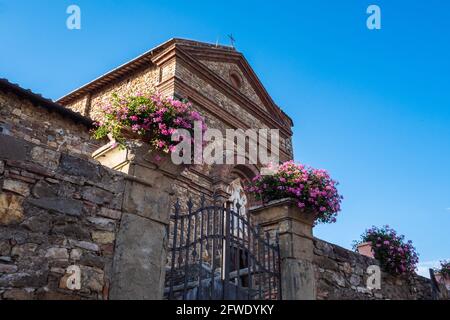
313,239,447,300
0,134,125,300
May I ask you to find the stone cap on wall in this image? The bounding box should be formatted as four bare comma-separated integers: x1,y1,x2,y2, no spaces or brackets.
249,198,296,212
249,198,317,227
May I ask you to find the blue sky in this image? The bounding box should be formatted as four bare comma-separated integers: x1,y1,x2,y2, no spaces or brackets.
1,0,449,274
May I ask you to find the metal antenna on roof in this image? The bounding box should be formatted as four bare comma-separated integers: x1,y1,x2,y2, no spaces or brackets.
227,34,236,49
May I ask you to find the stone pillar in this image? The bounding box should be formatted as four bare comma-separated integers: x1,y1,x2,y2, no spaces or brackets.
93,140,185,300
250,198,317,300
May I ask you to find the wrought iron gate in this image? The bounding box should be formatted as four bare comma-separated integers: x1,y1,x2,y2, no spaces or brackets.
165,196,281,300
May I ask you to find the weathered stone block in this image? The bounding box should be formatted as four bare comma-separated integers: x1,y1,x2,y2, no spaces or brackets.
11,243,38,257
313,255,339,271
281,258,316,300
27,197,83,217
0,263,18,273
45,247,69,260
68,239,99,252
0,193,24,225
110,213,167,300
2,179,30,197
322,270,346,287
92,231,115,244
51,223,91,240
314,239,335,258
31,180,58,198
122,178,172,224
21,215,51,233
334,246,353,262
82,186,113,205
80,266,105,293
30,146,60,170
58,154,100,180
0,270,48,287
79,252,104,268
98,207,121,220
87,216,116,232
0,135,30,161
279,232,314,261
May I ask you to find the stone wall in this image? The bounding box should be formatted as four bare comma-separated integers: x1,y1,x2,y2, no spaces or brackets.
313,238,445,300
251,200,447,301
0,91,99,158
65,63,174,122
0,134,125,300
89,66,162,121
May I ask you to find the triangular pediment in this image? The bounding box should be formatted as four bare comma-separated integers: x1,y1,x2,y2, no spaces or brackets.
175,42,292,129
198,60,267,111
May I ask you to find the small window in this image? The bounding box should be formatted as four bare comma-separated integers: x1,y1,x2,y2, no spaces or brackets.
230,72,242,90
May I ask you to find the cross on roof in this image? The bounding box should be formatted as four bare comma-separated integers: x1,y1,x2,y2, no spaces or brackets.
228,34,236,48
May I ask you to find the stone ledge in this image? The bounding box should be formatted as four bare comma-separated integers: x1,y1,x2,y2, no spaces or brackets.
250,198,317,228
249,198,296,213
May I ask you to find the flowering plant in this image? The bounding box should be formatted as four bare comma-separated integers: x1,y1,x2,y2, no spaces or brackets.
246,161,342,224
435,260,450,278
353,225,419,276
93,93,206,153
